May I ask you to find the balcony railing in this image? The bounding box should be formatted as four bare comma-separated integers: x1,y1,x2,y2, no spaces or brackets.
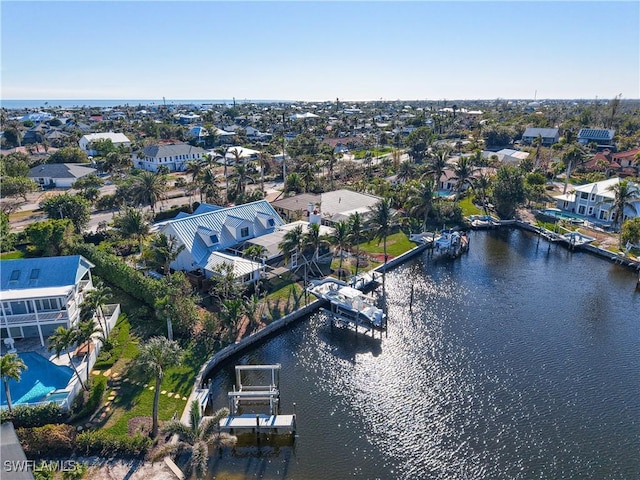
2,311,71,327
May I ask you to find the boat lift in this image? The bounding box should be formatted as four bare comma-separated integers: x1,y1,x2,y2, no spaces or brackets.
228,364,281,416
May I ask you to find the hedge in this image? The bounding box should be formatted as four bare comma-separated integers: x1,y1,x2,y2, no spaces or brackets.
17,424,76,458
0,403,67,428
73,243,162,306
76,430,152,457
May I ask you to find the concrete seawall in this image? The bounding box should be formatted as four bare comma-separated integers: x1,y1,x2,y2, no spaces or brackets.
180,240,431,424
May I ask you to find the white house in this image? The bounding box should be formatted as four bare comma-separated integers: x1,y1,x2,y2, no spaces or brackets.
27,163,97,189
554,177,640,224
158,200,285,283
0,255,94,346
133,142,208,172
78,132,131,156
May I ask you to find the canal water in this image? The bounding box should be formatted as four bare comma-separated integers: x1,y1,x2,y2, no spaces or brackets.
204,229,640,479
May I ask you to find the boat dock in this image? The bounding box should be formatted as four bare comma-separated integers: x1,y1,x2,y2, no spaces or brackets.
214,364,297,435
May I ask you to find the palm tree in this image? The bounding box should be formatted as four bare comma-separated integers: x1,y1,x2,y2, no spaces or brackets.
76,319,101,383
49,326,89,391
160,401,236,478
304,223,328,276
452,156,478,200
279,224,305,266
407,179,433,231
81,280,113,337
145,233,186,274
135,336,182,438
397,160,416,184
214,146,230,202
348,212,364,278
370,198,395,266
113,207,150,252
330,221,351,279
472,172,492,215
200,167,221,204
1,353,27,413
132,170,167,213
427,148,450,193
598,180,640,236
230,163,254,201
258,151,271,194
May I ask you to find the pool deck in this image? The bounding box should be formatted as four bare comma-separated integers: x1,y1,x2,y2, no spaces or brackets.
0,336,69,367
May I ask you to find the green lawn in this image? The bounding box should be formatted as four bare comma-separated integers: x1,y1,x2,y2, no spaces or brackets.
458,196,483,217
0,250,25,259
359,231,417,258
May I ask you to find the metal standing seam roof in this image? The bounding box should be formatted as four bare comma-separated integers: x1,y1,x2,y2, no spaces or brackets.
204,251,262,278
522,127,559,138
0,255,93,294
160,200,285,267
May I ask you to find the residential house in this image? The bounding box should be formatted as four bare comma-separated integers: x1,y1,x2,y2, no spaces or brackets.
133,142,207,172
482,149,529,165
78,132,131,156
553,177,640,224
521,127,560,146
28,163,97,189
0,255,94,346
158,200,285,283
612,148,640,176
577,128,616,149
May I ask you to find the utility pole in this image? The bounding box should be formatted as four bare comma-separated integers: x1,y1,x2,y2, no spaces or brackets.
282,113,287,182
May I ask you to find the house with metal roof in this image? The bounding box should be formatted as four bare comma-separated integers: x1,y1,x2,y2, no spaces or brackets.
0,255,94,346
27,163,97,189
159,200,285,282
133,142,208,172
521,127,559,146
577,128,616,148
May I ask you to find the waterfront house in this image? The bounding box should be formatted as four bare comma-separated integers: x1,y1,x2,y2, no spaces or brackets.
27,163,97,189
158,200,285,283
521,127,559,146
133,142,207,172
0,255,94,346
553,177,640,224
78,132,131,156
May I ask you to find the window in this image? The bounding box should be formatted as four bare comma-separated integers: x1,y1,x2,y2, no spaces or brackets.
580,192,589,199
35,298,58,311
210,234,219,244
30,269,40,280
588,207,593,215
267,218,275,227
240,227,249,238
9,270,20,281
578,206,586,214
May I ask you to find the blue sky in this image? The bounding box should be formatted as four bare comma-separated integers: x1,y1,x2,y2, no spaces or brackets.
1,1,638,101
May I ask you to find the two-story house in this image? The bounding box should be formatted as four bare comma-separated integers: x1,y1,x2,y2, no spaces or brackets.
133,142,208,172
159,200,285,283
554,177,640,223
78,132,131,156
577,128,616,149
521,127,560,146
0,256,94,346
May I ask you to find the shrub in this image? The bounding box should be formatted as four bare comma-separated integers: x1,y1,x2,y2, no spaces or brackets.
0,403,66,428
75,375,107,421
17,424,76,458
76,430,152,457
153,205,192,222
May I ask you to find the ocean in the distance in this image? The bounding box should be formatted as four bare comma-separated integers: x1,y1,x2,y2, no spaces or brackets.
0,99,291,110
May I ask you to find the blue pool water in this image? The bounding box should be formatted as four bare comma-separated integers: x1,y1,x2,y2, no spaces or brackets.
0,352,73,407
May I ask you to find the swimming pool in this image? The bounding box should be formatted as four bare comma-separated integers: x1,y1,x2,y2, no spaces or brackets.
0,352,73,407
539,209,585,224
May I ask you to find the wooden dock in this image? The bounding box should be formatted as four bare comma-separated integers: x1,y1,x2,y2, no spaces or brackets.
216,413,296,433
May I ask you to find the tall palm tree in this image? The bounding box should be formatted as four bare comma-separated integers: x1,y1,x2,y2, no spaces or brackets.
132,170,167,213
49,326,89,391
407,179,433,231
330,221,351,279
160,402,236,479
200,167,221,204
231,163,254,201
1,353,27,413
598,180,640,236
279,224,305,267
370,198,395,265
81,280,113,337
348,212,364,278
452,156,478,200
214,145,230,202
135,336,182,438
472,172,492,215
397,160,416,184
76,319,101,383
258,151,271,194
428,148,450,194
304,222,328,270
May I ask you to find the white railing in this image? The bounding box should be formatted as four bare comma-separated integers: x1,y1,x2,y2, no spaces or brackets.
2,311,71,326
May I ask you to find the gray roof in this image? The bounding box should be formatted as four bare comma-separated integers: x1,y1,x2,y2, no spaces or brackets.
522,127,559,138
141,142,207,159
0,423,34,480
271,193,321,212
1,255,93,291
161,200,285,266
27,163,96,179
319,189,382,218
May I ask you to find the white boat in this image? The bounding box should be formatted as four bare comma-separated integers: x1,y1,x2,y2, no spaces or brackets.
434,230,463,250
307,278,386,328
561,231,595,246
